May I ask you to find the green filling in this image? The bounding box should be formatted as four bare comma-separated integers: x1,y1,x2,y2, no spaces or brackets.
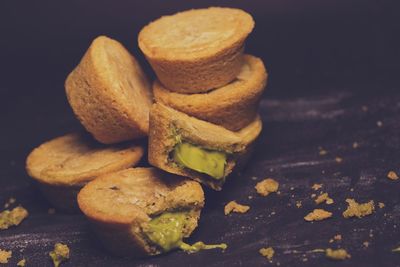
144,212,227,253
172,142,227,179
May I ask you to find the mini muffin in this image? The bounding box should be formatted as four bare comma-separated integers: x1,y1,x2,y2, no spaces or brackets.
153,55,267,131
138,7,254,93
65,36,153,144
77,167,204,257
148,103,262,190
26,133,144,211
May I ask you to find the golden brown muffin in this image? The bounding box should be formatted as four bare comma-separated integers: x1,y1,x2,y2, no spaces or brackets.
77,167,204,257
65,36,153,144
138,7,254,93
148,103,262,190
26,133,144,211
153,55,267,131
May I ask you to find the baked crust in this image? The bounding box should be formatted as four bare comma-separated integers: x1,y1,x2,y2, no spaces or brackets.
77,167,204,256
138,7,254,93
154,55,267,131
26,133,144,211
148,103,262,190
65,36,153,144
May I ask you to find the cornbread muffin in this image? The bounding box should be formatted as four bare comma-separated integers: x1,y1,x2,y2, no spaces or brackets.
77,168,204,256
153,55,267,131
138,7,254,93
148,103,262,190
26,133,144,211
65,36,153,144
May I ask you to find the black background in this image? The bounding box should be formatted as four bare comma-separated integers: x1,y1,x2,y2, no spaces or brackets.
1,0,400,266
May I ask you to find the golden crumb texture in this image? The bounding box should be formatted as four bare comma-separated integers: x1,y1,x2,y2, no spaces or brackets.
224,201,250,215
255,178,279,197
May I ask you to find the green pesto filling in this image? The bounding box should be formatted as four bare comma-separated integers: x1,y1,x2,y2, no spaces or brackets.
172,142,227,179
143,212,227,253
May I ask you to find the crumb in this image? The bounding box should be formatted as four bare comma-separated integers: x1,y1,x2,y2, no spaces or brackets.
361,105,368,112
255,178,279,197
311,183,322,191
311,193,317,198
259,247,274,262
290,187,295,191
319,150,328,156
393,247,400,252
350,188,354,192
277,191,281,195
387,171,399,180
0,206,29,230
330,234,342,242
304,209,332,221
224,201,250,215
326,248,351,260
17,258,26,266
376,121,383,127
363,241,369,248
342,199,375,218
302,257,308,262
0,249,12,264
48,208,56,215
271,211,276,215
335,157,343,163
251,176,258,181
352,142,359,149
378,202,385,209
49,243,69,267
315,192,334,205
296,201,302,208
248,196,253,200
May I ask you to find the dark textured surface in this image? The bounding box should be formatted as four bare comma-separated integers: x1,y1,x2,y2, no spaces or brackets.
1,0,400,266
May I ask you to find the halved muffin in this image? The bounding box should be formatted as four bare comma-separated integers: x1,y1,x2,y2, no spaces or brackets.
77,168,205,256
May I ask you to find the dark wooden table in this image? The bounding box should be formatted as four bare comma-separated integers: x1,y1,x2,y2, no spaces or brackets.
1,1,399,266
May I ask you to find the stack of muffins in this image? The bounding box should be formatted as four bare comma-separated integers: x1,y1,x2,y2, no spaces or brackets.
140,7,268,190
25,7,268,257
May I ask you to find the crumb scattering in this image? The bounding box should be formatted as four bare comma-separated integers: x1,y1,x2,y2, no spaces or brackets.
304,209,332,221
224,201,250,215
259,247,274,262
49,243,70,267
335,157,343,163
326,248,351,260
17,258,26,266
255,178,279,197
378,202,385,209
0,206,29,230
387,171,399,180
311,193,317,198
296,201,302,208
0,249,12,264
315,192,334,205
311,183,322,191
342,199,375,218
363,241,369,248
